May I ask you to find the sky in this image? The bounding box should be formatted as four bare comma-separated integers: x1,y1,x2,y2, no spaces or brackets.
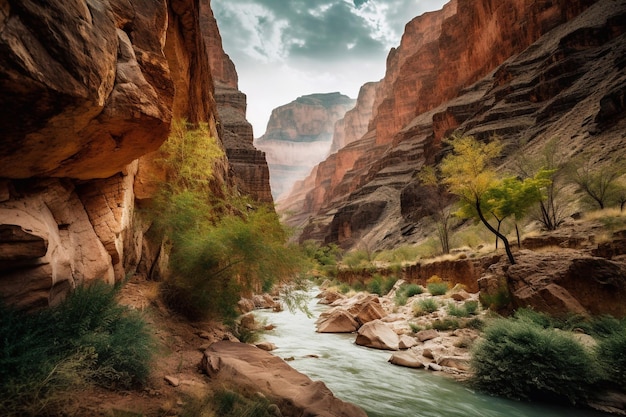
212,0,449,138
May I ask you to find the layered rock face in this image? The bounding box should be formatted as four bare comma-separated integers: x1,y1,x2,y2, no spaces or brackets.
0,0,262,309
200,0,273,204
285,0,626,250
256,93,355,199
276,85,376,221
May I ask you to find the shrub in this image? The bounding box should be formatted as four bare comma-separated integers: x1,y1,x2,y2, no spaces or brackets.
464,300,479,315
404,284,424,297
597,329,626,389
471,318,599,404
465,317,485,330
409,323,422,333
0,282,156,416
431,318,461,331
427,282,448,296
366,274,397,296
446,302,469,317
413,298,439,316
149,121,305,321
395,293,408,306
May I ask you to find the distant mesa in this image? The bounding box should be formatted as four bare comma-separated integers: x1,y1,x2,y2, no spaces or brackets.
255,92,356,200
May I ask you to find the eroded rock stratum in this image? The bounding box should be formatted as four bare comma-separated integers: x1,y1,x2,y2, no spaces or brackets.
0,0,270,309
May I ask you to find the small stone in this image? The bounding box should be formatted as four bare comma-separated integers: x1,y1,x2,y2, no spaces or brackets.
416,329,439,342
164,375,180,387
428,363,443,371
255,341,277,351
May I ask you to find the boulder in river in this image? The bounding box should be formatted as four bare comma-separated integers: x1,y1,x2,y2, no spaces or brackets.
202,341,368,417
355,319,399,350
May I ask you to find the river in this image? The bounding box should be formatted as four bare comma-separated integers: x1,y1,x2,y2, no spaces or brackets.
254,289,608,417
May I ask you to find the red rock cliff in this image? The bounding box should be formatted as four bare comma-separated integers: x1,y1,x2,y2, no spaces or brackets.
285,0,625,249
0,0,264,309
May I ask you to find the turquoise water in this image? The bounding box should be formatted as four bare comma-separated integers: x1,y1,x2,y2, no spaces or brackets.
254,291,609,417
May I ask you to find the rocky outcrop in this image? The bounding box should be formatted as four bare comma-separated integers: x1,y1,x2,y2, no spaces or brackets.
0,0,259,309
200,0,273,204
202,341,368,417
256,93,355,199
479,250,626,317
283,0,626,251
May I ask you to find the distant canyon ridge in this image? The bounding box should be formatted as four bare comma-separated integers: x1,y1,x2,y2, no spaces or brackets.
255,93,356,200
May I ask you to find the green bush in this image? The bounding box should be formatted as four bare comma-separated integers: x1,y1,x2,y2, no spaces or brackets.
597,329,626,389
0,282,156,416
405,284,424,297
463,300,479,315
471,318,599,404
431,318,461,331
413,298,439,316
446,302,469,317
180,387,277,417
427,282,448,296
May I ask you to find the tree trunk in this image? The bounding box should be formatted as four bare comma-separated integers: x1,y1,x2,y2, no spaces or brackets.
476,199,516,264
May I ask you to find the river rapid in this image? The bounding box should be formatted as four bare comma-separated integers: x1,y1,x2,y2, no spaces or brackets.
254,289,608,417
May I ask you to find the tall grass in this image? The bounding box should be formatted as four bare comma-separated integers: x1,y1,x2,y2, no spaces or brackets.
0,282,156,417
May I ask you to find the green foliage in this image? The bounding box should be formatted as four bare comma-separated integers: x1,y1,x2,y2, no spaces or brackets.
301,240,341,267
568,157,626,210
471,317,600,404
365,274,397,296
343,249,372,268
431,318,461,331
597,328,626,389
465,317,485,330
180,387,277,417
479,281,512,311
513,138,570,231
395,283,424,306
149,120,305,321
427,282,448,296
0,283,156,416
446,300,479,317
440,135,516,264
404,284,424,297
413,298,439,316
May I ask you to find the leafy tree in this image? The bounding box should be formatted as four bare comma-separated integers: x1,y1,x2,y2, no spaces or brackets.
513,138,569,230
416,165,456,254
568,157,626,210
148,120,304,320
440,135,517,264
482,171,553,247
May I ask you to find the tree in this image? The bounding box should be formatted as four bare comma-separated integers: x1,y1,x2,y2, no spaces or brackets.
513,138,569,231
416,166,456,254
440,135,517,264
568,157,626,210
482,171,553,247
148,120,304,320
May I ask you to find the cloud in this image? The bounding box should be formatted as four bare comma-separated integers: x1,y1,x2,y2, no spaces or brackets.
212,0,449,135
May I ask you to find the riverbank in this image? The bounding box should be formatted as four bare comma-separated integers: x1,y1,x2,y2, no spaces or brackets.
252,286,612,417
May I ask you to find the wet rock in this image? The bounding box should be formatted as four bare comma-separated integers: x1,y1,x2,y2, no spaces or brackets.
202,341,368,417
355,320,399,350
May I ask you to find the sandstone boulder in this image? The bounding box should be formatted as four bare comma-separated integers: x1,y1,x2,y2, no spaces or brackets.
398,335,418,349
317,290,345,305
355,320,399,350
316,310,359,333
416,329,439,343
347,294,387,325
202,341,367,417
388,351,425,369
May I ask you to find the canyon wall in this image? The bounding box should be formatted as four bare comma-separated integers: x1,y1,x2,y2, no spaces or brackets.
0,0,269,309
256,93,355,200
283,0,626,250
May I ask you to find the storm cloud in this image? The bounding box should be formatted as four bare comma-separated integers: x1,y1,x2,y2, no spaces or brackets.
213,0,448,136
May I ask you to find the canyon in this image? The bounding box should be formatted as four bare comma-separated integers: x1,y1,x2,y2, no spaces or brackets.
280,0,626,252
